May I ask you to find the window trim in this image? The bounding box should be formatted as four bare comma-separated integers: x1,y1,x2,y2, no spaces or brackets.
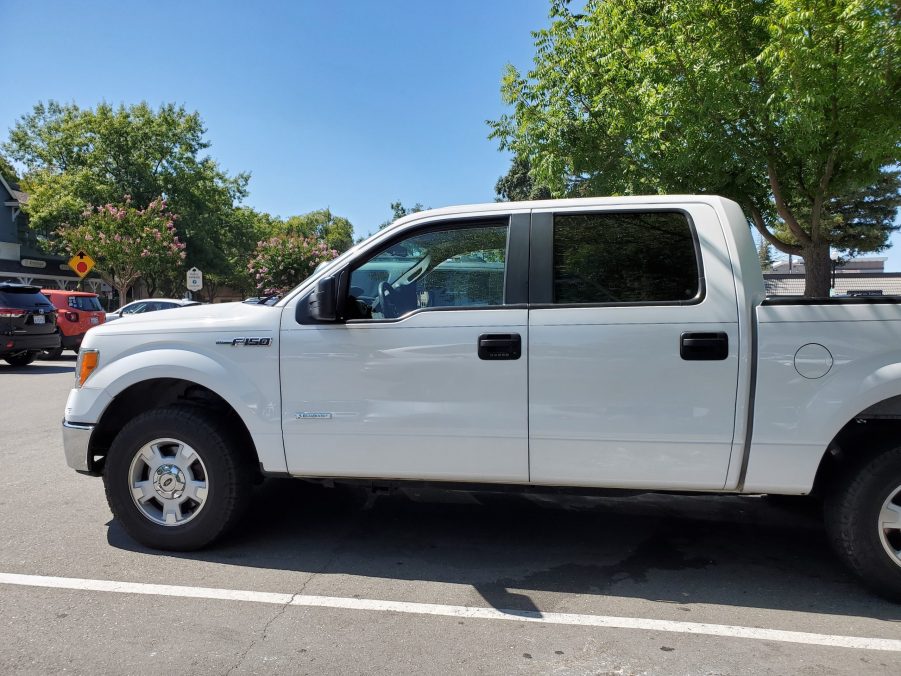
295,215,528,325
529,207,707,309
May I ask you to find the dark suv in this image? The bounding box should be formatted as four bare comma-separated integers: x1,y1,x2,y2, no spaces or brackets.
0,283,60,366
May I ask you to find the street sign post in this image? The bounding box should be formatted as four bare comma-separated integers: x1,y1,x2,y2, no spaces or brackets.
67,251,95,279
186,267,203,292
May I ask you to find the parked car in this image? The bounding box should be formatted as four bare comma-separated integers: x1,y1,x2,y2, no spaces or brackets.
40,289,106,358
106,298,201,322
61,195,901,599
0,283,60,366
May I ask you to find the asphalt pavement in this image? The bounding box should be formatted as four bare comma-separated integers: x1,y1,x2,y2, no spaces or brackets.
1,356,899,675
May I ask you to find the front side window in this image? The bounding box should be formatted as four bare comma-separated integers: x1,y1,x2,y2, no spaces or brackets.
347,224,508,319
553,211,700,304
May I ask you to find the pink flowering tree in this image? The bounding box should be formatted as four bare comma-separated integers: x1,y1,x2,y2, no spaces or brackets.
57,198,187,306
247,235,338,296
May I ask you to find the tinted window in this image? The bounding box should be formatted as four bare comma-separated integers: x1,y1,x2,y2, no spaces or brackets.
68,295,103,311
553,212,700,304
0,289,55,310
349,224,508,319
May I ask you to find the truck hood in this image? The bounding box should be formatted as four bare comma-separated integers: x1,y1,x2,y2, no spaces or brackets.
87,302,283,336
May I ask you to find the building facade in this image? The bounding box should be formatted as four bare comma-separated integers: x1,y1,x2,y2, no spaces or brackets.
0,174,105,292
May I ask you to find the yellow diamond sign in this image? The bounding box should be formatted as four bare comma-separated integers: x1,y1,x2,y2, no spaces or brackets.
68,251,95,279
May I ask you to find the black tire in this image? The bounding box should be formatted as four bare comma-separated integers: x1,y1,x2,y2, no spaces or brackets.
103,405,254,550
825,447,901,601
42,347,64,360
4,351,37,367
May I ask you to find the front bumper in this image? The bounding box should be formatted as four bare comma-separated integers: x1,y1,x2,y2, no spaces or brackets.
62,419,96,474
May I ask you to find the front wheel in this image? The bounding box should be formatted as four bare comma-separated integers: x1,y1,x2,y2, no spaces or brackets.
825,447,901,601
4,351,38,367
103,406,253,550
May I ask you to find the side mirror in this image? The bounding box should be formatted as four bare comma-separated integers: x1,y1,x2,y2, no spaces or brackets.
309,276,337,321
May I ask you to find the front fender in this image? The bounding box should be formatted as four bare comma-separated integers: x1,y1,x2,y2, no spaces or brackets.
68,346,286,473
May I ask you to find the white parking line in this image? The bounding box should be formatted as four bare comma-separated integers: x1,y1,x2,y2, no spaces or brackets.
1,572,899,652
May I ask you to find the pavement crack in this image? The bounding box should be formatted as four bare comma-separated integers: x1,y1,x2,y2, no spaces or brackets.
224,591,299,676
223,503,368,674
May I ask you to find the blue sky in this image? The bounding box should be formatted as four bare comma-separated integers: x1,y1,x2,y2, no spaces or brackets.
3,0,899,268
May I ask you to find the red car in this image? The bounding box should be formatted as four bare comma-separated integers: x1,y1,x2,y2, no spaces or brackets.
40,289,106,357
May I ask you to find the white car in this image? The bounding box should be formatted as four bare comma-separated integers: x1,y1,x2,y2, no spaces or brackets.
105,298,201,322
62,195,901,599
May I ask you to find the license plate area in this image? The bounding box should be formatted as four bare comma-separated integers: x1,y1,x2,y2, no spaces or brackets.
90,316,99,325
32,315,45,324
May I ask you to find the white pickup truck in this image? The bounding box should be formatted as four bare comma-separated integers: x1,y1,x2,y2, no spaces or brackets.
62,196,901,599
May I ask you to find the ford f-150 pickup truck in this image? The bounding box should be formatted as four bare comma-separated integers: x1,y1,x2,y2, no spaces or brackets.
62,196,901,599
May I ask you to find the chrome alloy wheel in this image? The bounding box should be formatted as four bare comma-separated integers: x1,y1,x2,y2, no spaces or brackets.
128,438,209,526
879,485,901,568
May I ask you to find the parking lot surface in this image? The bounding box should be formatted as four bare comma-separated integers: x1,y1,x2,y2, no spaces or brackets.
1,357,900,675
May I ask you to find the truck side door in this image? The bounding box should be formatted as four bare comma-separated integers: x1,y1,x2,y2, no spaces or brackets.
280,214,530,482
528,204,741,489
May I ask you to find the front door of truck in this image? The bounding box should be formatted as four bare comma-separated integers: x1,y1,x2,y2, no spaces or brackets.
528,204,741,489
280,215,530,482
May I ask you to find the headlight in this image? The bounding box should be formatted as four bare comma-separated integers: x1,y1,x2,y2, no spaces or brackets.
75,349,99,388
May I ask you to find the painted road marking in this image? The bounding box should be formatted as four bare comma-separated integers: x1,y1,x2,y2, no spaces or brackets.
1,572,899,652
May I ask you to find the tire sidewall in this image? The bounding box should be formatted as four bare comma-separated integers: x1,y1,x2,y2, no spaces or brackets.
104,407,244,550
828,449,901,600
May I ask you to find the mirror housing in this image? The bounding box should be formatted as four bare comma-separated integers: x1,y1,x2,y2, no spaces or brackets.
309,276,338,321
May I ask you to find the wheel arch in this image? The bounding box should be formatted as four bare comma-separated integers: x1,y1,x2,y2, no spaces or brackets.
88,377,261,477
812,394,901,496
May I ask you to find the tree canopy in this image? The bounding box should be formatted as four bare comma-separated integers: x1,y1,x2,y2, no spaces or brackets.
490,0,901,296
3,101,249,273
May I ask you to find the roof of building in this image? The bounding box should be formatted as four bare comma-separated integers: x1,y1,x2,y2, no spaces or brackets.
764,273,901,296
0,173,26,204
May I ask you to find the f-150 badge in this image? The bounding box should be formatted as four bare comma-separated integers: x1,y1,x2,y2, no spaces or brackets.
215,337,272,346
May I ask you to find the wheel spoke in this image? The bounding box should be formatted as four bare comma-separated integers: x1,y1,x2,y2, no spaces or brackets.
161,500,182,525
178,444,198,466
140,443,164,471
184,479,208,504
131,480,155,504
880,502,901,531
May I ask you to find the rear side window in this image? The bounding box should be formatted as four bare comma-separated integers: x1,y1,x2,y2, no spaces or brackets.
553,212,700,304
68,295,103,311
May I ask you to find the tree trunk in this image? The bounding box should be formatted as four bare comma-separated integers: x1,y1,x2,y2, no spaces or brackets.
801,243,832,298
117,285,129,308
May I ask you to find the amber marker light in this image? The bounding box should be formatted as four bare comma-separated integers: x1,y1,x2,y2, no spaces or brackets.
76,349,99,387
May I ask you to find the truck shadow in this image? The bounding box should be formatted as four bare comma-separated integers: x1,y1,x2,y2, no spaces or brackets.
1,363,75,374
107,478,901,621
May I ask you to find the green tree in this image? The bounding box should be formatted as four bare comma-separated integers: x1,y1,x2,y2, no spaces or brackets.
248,235,339,296
3,101,248,277
495,155,552,202
57,199,186,306
282,208,354,252
0,152,19,184
758,240,776,272
490,0,901,296
379,201,425,229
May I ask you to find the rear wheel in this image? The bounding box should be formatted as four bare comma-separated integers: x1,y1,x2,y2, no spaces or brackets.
103,406,254,550
42,347,64,360
4,351,38,367
825,447,901,601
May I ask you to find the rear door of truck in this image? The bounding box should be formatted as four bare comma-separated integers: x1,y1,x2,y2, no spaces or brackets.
527,202,742,489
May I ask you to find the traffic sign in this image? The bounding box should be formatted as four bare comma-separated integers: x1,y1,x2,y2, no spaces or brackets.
186,267,203,291
68,251,95,279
